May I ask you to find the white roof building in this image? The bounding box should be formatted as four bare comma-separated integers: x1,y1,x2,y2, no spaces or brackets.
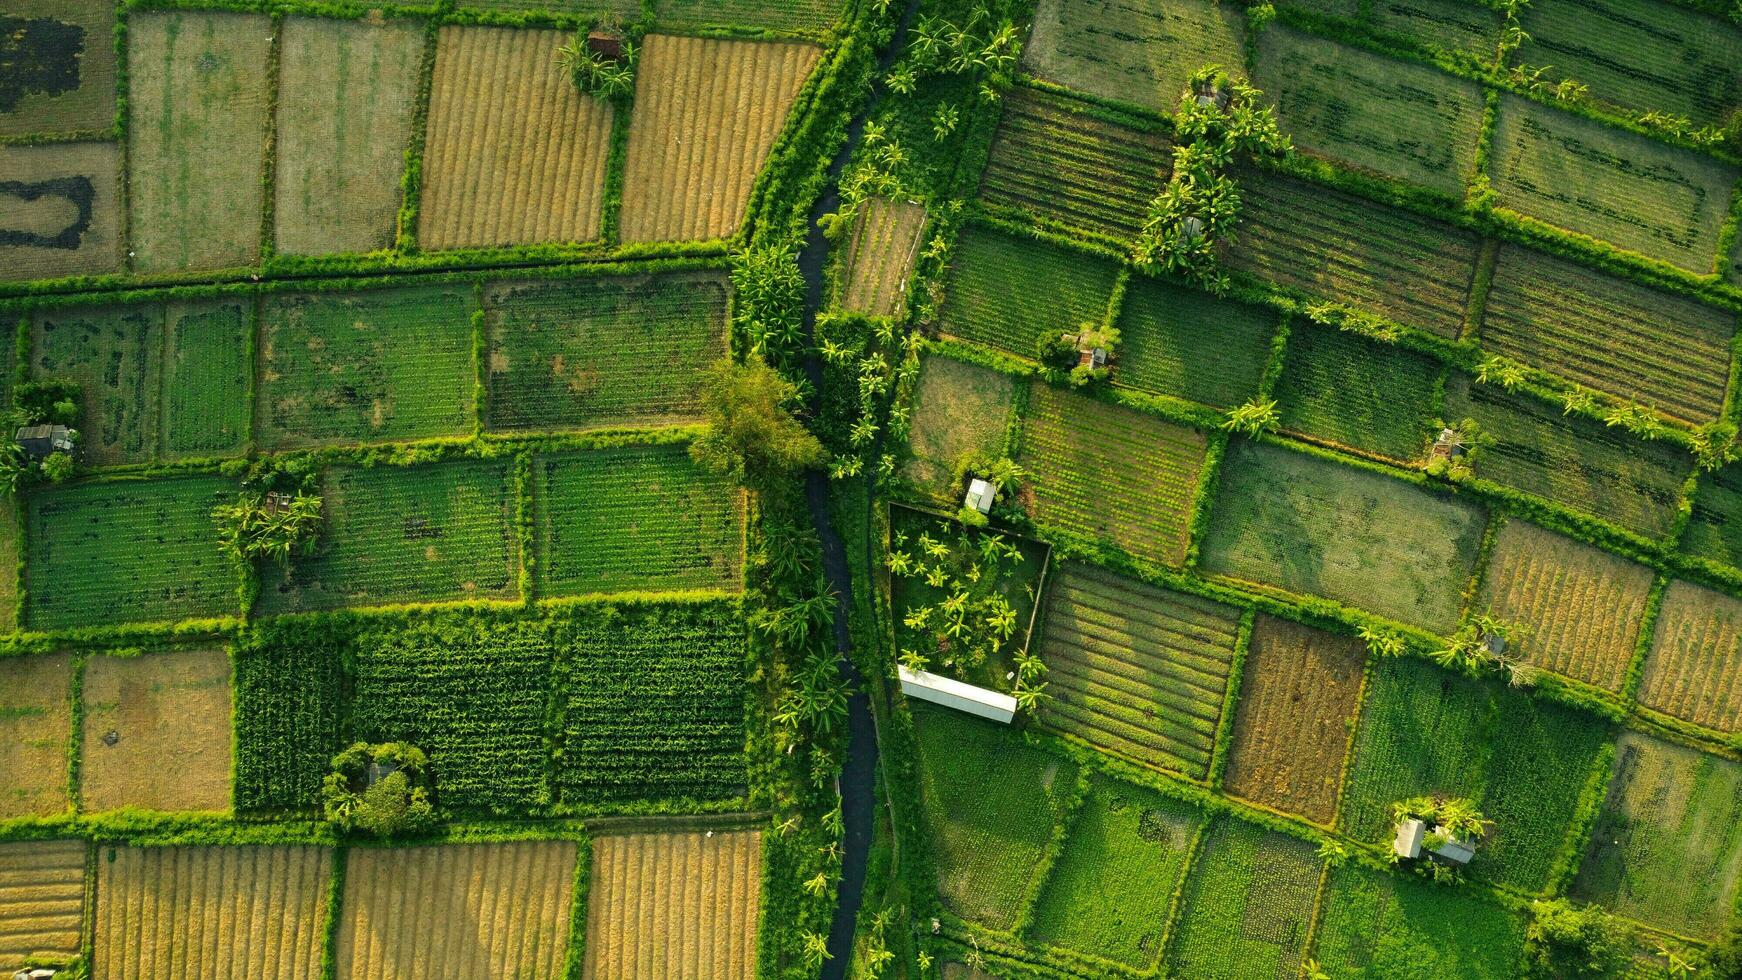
963,478,995,515
898,665,1016,724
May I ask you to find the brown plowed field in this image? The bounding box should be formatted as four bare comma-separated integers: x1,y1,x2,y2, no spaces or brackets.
583,830,762,979
80,649,232,813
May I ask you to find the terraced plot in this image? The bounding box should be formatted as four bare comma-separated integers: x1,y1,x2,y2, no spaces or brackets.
938,227,1120,355
0,653,70,819
0,0,117,136
1019,381,1208,566
1022,0,1245,113
1488,94,1739,274
94,845,330,980
1480,246,1736,423
1638,581,1742,734
81,649,232,813
1479,518,1654,691
839,197,927,317
1166,818,1322,980
1253,25,1485,196
1037,562,1240,778
653,0,843,32
901,355,1016,499
0,141,123,281
1113,275,1276,409
1275,322,1443,461
583,831,762,980
1368,0,1502,57
1227,173,1480,339
0,840,84,968
979,87,1169,241
1313,863,1527,978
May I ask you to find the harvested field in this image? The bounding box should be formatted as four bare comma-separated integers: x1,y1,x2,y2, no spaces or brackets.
1685,461,1742,567
420,26,613,250
1220,615,1365,824
1488,93,1738,274
1022,0,1245,113
94,845,330,980
1479,518,1653,691
1200,440,1487,631
838,197,927,317
1114,274,1275,409
1314,863,1527,978
258,285,477,448
1037,562,1241,779
0,653,71,819
654,0,844,32
1368,0,1502,57
1638,580,1742,734
1167,817,1321,980
1253,25,1485,196
338,841,578,980
0,0,116,136
0,141,122,281
620,35,820,242
979,87,1169,240
1019,380,1208,566
1480,245,1736,423
583,831,762,980
1275,322,1443,461
1228,173,1480,339
938,226,1120,356
127,11,270,273
0,840,85,968
274,17,424,256
484,272,728,432
901,355,1015,499
81,649,232,813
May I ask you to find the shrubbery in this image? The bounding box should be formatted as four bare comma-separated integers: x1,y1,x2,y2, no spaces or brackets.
321,742,436,837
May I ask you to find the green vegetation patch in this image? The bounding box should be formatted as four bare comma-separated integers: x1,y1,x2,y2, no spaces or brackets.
484,272,728,432
259,285,478,449
1275,322,1443,461
1684,461,1742,568
161,300,252,458
1114,275,1276,409
533,445,744,597
233,620,348,812
901,355,1016,501
1313,862,1526,978
25,475,236,628
938,227,1119,358
1368,0,1502,57
1200,440,1485,631
1022,0,1245,113
652,0,844,33
1167,817,1322,980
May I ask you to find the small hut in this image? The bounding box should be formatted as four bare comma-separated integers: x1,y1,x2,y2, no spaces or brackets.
963,478,995,515
1429,428,1466,463
1393,816,1475,865
586,30,625,61
263,491,295,516
14,424,72,460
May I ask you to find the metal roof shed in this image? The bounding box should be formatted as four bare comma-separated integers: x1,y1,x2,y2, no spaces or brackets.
898,665,1017,724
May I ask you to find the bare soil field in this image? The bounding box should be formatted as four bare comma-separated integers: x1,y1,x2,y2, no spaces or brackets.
839,197,927,317
0,141,122,281
80,649,232,813
0,653,71,819
583,830,763,979
0,0,117,136
0,840,85,968
1639,581,1742,733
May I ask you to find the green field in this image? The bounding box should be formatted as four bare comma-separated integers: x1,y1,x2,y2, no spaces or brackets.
25,475,236,628
1684,461,1742,568
1275,323,1443,461
1028,777,1204,969
1019,381,1208,566
233,621,347,812
161,300,252,458
533,445,743,596
1313,862,1526,978
259,285,478,449
1167,817,1322,980
1114,276,1276,409
938,227,1119,357
901,355,1016,500
1488,94,1739,274
1227,173,1480,339
484,272,728,432
1368,0,1502,57
259,460,518,614
652,0,843,32
1253,25,1485,196
1200,440,1486,631
1340,656,1611,890
1022,0,1245,113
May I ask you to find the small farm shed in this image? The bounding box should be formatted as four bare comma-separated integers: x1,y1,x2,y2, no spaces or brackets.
963,478,995,515
14,424,72,459
263,491,295,516
898,665,1017,724
1392,817,1475,865
13,969,57,980
1429,428,1465,462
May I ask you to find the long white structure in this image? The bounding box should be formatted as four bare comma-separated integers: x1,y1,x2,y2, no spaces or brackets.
897,665,1017,724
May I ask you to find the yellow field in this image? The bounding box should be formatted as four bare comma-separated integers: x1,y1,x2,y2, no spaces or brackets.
1479,519,1653,692
93,845,330,980
583,830,763,980
274,16,425,255
619,35,821,242
0,840,85,968
338,841,579,980
80,649,231,813
0,653,71,819
1640,581,1742,733
839,197,928,317
419,26,614,250
0,142,122,282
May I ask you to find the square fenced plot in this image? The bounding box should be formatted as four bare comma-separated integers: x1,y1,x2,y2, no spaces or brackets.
900,355,1016,501
80,649,232,813
0,653,72,819
1637,580,1742,734
583,830,763,979
1313,862,1527,979
0,0,117,136
1113,276,1275,410
1021,0,1246,114
938,226,1120,357
0,840,85,969
0,141,122,282
1166,817,1322,980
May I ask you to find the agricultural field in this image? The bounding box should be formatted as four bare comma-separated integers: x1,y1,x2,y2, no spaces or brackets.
0,142,122,281
1022,0,1245,113
979,88,1170,241
126,11,270,273
533,445,744,596
80,649,233,814
1252,25,1485,196
652,0,844,33
1199,440,1486,630
420,26,613,250
0,840,85,969
0,0,116,136
584,830,763,980
1479,245,1736,423
232,625,346,812
937,227,1120,355
1113,275,1276,409
1018,380,1208,566
274,17,424,256
1312,863,1526,978
93,845,330,980
838,197,928,317
900,355,1016,499
1367,0,1502,57
1220,615,1366,824
1227,173,1481,339
1638,581,1742,734
619,35,821,242
1684,461,1742,568
1036,562,1241,778
0,653,70,819
258,285,477,449
1274,322,1443,461
1478,518,1654,692
484,272,728,432
1166,817,1322,980
1488,94,1739,274
337,841,578,980
1572,732,1742,937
